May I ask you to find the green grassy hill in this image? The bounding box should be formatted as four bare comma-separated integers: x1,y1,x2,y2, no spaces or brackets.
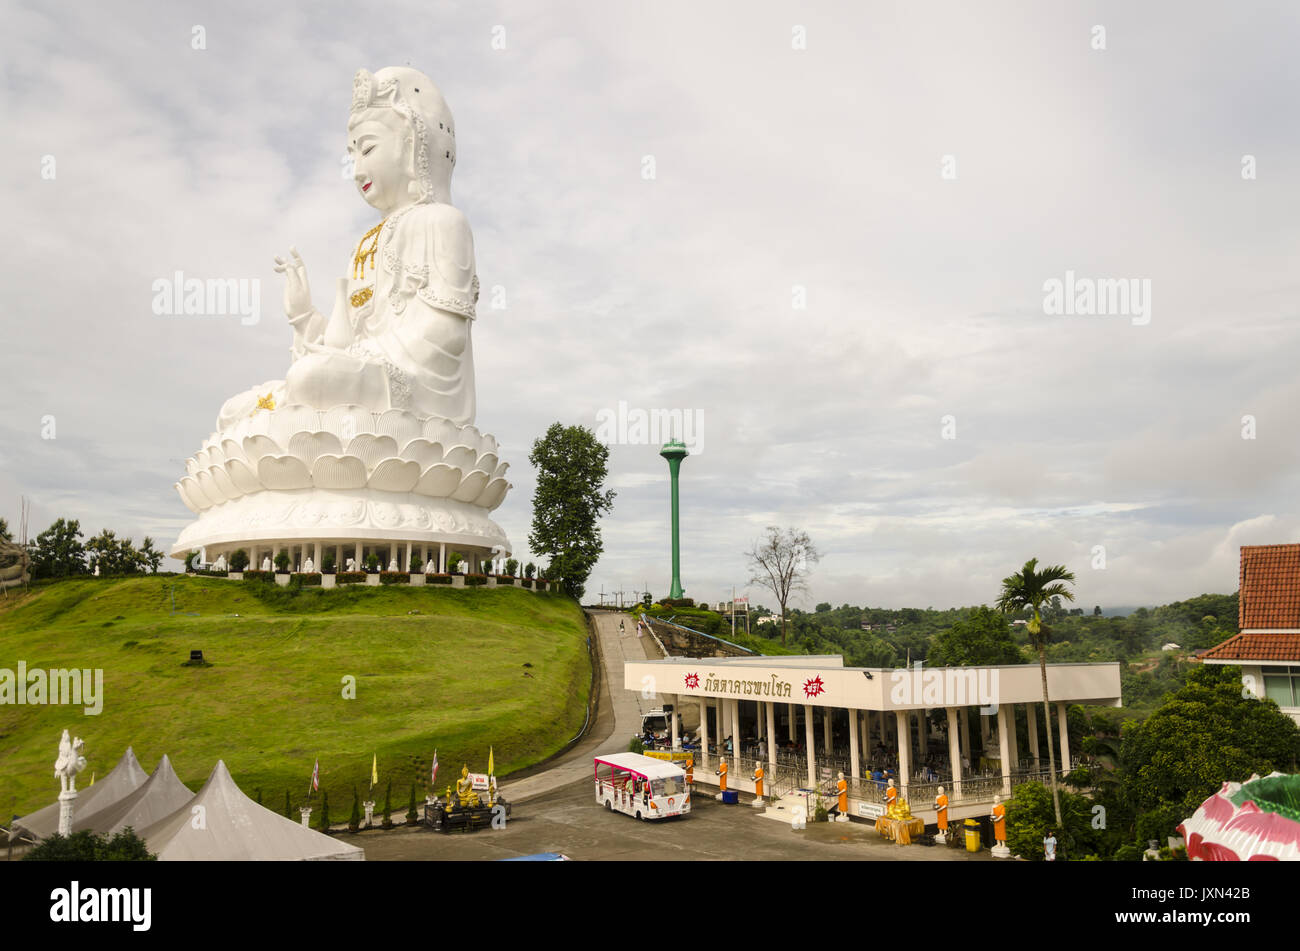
0,576,591,822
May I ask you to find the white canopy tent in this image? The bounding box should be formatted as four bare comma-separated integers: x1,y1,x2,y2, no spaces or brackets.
76,754,195,837
140,760,364,861
12,747,148,841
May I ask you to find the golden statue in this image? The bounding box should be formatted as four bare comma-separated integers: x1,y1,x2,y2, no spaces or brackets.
456,764,481,808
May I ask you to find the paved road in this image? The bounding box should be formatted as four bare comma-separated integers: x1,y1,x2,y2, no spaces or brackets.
337,774,990,861
498,610,659,804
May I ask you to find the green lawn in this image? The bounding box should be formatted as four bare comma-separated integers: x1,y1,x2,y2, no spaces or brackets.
0,576,591,821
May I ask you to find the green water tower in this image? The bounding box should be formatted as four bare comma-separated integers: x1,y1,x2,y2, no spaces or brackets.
659,438,689,599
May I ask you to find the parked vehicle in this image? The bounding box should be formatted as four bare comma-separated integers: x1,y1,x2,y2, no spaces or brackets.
595,753,690,821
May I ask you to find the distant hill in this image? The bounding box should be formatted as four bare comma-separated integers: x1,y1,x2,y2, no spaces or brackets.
0,576,590,821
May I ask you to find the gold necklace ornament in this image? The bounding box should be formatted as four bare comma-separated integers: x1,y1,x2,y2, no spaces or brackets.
352,220,384,280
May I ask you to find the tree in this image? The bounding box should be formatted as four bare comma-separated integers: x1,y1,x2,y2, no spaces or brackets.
86,529,144,576
316,791,331,832
27,518,88,579
406,783,419,825
138,536,164,573
1120,664,1300,845
1004,780,1103,861
996,557,1076,828
275,549,291,573
928,606,1025,667
745,526,819,645
0,517,10,541
348,786,362,832
382,781,394,829
228,548,249,572
24,828,155,861
284,790,293,820
527,423,616,600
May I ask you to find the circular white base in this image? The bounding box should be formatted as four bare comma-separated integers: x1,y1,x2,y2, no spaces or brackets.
170,487,510,557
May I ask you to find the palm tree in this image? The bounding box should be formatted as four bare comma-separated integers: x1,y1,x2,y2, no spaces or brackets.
996,557,1075,827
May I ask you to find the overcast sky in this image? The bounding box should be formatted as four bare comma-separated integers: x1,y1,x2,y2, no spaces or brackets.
4,1,1300,612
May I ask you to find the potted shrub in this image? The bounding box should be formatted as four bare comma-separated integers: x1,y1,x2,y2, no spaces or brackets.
228,549,249,575
274,550,291,586
505,558,519,580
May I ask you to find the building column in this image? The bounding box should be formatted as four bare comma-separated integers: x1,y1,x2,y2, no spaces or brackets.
354,541,363,569
946,706,963,799
700,697,709,755
439,542,446,573
1027,702,1041,768
788,703,796,742
729,699,739,754
1008,705,1020,773
980,709,991,752
671,697,680,749
822,708,832,757
959,709,971,771
804,704,816,786
405,541,413,572
848,707,860,779
920,708,929,757
766,702,776,768
1057,701,1070,776
896,711,911,790
997,704,1013,797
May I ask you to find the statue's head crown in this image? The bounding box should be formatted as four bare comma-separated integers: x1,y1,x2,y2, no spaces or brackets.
350,66,456,204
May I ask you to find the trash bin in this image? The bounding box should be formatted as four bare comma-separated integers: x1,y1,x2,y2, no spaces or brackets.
964,818,980,852
722,790,739,805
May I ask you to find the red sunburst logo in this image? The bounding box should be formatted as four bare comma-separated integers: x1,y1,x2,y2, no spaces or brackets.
803,676,825,698
684,673,700,689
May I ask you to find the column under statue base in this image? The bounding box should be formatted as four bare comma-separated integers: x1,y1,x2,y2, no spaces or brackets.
300,807,312,828
57,790,77,838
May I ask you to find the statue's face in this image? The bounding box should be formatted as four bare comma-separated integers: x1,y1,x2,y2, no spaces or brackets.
348,110,415,215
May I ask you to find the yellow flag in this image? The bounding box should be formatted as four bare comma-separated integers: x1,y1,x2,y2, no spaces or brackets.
488,746,494,776
371,753,378,788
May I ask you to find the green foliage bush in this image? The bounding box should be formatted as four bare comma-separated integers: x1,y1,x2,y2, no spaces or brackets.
521,578,534,589
466,573,487,586
406,784,419,825
1004,781,1104,861
382,781,393,829
506,558,519,577
364,553,381,573
336,571,367,584
274,550,290,572
349,786,362,832
427,573,452,585
290,572,322,586
379,571,408,585
524,562,535,579
448,551,463,574
316,791,330,833
24,828,156,861
243,569,274,583
229,549,249,572
322,552,336,573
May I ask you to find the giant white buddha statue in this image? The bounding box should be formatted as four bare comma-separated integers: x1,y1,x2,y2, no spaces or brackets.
170,68,511,573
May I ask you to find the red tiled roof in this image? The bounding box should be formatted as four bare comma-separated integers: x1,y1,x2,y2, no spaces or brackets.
1202,632,1300,663
1238,544,1300,630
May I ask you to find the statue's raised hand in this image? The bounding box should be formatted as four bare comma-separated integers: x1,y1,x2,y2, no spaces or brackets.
273,246,313,319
